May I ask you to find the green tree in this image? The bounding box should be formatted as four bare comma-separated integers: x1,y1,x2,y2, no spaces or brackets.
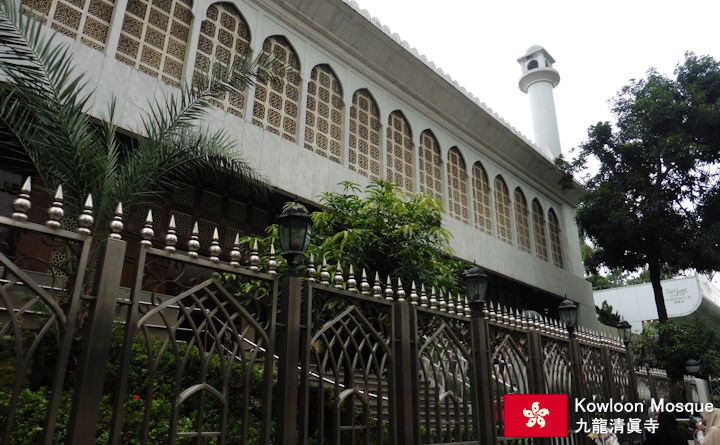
562,53,720,321
308,180,469,295
0,0,287,238
595,300,621,327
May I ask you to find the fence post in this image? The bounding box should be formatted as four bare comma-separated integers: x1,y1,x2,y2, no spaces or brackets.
527,331,553,445
470,307,497,445
625,348,639,404
392,302,419,445
277,275,303,445
600,347,617,400
66,237,127,445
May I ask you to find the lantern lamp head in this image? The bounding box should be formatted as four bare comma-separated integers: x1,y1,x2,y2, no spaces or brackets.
617,320,632,346
558,298,578,333
463,265,488,309
277,202,312,270
685,359,700,375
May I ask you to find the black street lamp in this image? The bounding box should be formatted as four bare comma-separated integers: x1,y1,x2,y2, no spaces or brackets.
464,265,488,312
558,298,578,336
617,320,632,347
277,202,312,274
685,359,700,375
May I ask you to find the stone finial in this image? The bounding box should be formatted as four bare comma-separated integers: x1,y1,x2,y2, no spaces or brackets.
209,227,221,262
360,269,370,295
140,209,154,247
333,261,344,288
109,203,124,239
77,194,94,235
11,177,31,221
319,257,330,285
248,239,261,271
372,272,382,298
46,185,64,229
384,276,394,301
307,253,316,282
409,281,418,306
230,233,241,267
347,265,357,291
268,243,278,274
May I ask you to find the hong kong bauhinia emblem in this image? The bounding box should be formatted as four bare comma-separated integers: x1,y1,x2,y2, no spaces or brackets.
523,402,550,428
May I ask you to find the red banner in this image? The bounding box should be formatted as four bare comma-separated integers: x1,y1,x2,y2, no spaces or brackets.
504,394,568,437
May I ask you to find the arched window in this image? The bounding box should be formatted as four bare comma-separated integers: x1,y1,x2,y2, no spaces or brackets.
348,89,381,179
24,0,115,51
514,188,530,253
418,130,443,202
447,148,469,223
494,176,512,244
527,60,538,70
194,3,251,117
386,111,414,194
532,199,549,261
472,162,492,234
548,209,563,268
251,36,300,142
304,65,343,163
116,0,192,86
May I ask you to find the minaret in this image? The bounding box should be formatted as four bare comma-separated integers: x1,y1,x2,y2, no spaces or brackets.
517,45,561,159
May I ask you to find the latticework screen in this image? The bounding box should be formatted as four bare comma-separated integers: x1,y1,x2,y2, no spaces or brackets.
304,65,343,163
472,162,493,234
251,36,301,142
514,188,531,253
447,147,469,223
116,0,192,86
348,89,381,179
194,3,251,117
386,111,414,194
548,209,564,268
532,199,549,261
418,130,443,202
23,0,115,51
494,176,512,244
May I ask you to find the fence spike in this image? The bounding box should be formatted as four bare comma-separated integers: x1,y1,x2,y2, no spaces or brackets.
77,194,94,235
164,214,178,252
319,257,331,286
482,301,489,318
429,287,438,310
209,227,221,262
11,176,31,221
347,265,357,291
409,281,418,306
307,253,316,282
359,268,370,294
396,278,406,303
109,203,124,239
267,243,277,274
140,209,155,247
419,283,428,307
248,239,260,271
502,306,510,325
229,233,241,267
333,261,344,288
372,272,382,298
384,276,394,301
464,296,472,318
439,292,447,312
446,292,455,314
46,185,64,229
188,222,200,258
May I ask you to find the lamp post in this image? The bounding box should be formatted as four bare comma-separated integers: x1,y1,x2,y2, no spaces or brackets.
558,298,584,423
465,265,495,444
276,202,311,445
617,320,639,404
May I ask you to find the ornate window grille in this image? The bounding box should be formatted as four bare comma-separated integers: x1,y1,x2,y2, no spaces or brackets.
532,199,549,261
386,110,414,194
447,147,469,223
418,130,443,202
514,188,531,253
304,65,343,164
194,3,251,117
116,0,192,86
23,0,115,51
348,89,381,179
472,162,493,234
548,209,564,268
494,176,513,244
251,35,301,142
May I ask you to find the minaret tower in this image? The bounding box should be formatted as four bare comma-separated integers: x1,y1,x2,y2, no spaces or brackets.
517,45,561,159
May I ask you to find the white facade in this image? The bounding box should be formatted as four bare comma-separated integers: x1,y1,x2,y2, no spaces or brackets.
23,0,597,326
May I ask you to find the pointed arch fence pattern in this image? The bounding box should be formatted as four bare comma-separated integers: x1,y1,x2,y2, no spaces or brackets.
0,181,669,445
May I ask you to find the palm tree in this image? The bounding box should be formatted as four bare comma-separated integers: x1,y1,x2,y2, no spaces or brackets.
0,0,286,237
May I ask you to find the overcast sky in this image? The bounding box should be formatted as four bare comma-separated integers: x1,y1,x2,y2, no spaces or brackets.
352,0,720,160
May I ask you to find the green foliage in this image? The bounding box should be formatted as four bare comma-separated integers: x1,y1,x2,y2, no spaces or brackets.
595,300,621,327
562,53,720,321
0,0,287,238
633,318,720,382
309,180,469,294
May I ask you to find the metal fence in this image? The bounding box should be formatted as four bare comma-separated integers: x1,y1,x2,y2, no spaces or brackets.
0,181,668,445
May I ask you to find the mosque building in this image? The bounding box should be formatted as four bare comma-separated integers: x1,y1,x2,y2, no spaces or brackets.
4,0,597,325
